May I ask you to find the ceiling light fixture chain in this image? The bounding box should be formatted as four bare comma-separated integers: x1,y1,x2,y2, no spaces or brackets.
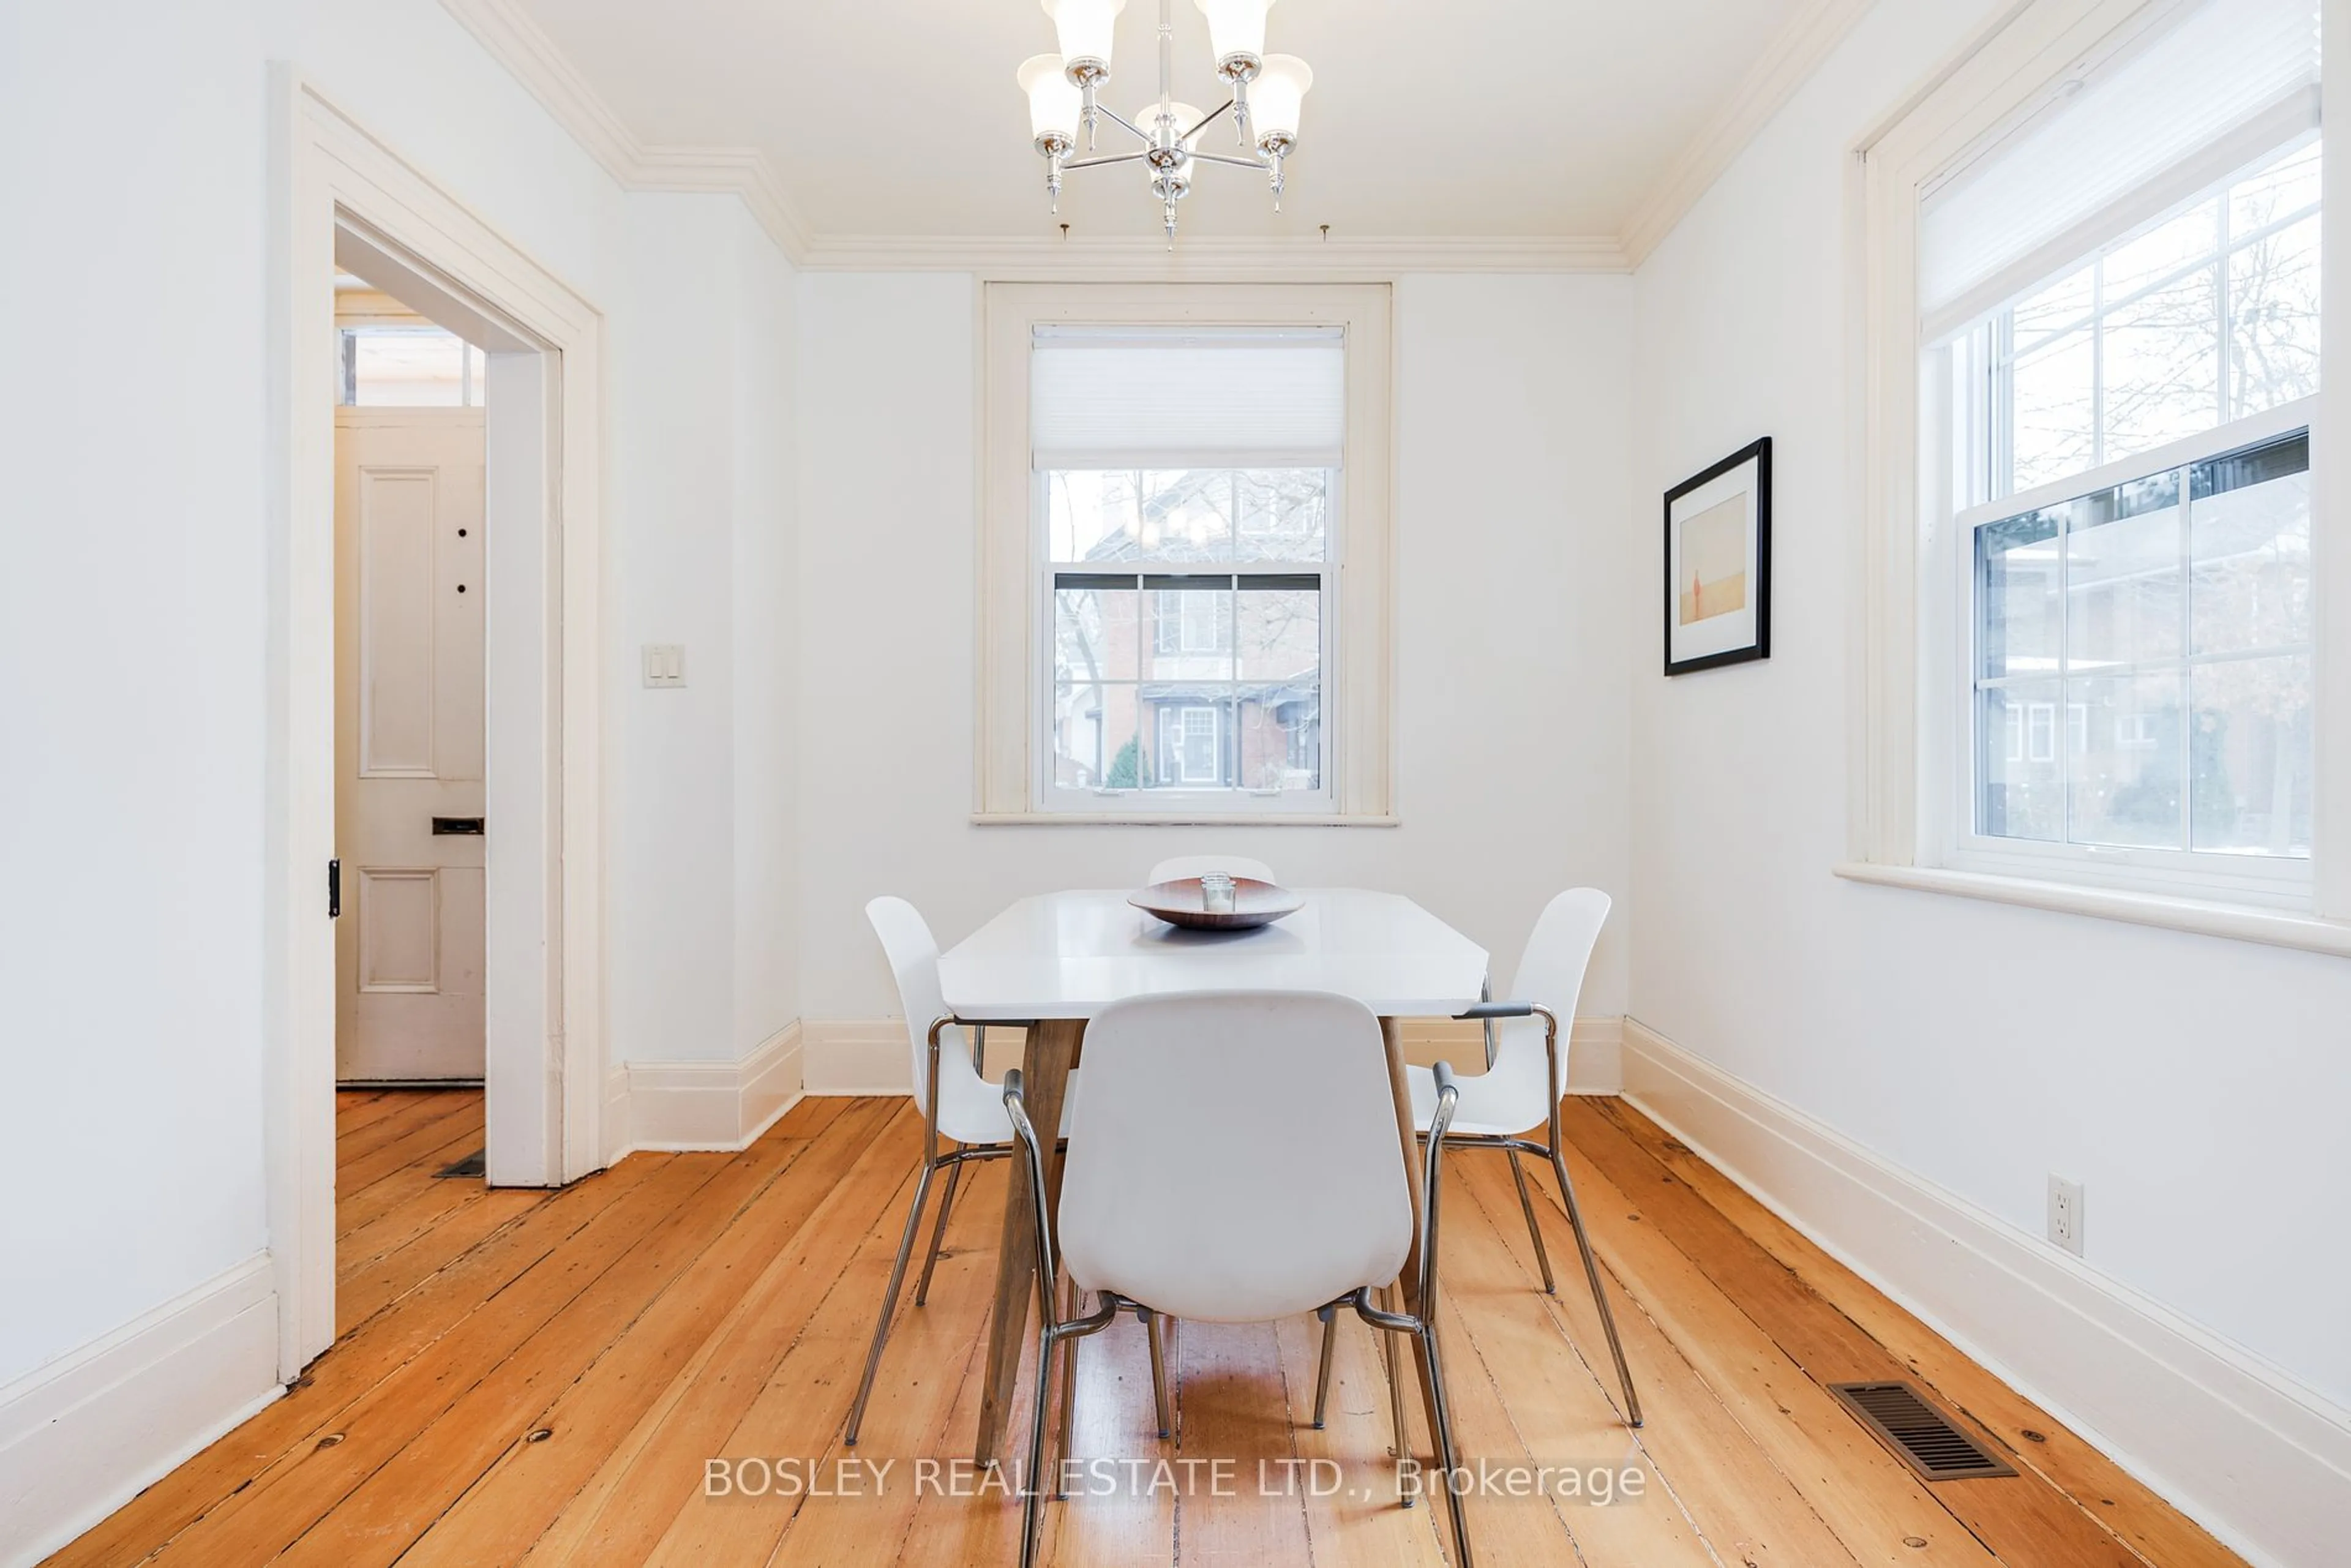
1020,0,1311,245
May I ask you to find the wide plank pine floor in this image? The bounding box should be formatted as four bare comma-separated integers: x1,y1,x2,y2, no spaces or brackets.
51,1089,2246,1567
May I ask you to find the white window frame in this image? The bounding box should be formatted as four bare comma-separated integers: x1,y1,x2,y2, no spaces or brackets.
1935,396,2317,906
978,282,1395,824
1842,0,2351,955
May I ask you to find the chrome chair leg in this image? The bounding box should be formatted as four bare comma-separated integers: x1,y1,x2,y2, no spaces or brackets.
913,1156,964,1307
845,1158,936,1446
1142,1308,1174,1439
1311,1305,1338,1429
1505,1148,1556,1294
1417,1321,1475,1568
1546,1135,1642,1428
1054,1278,1078,1495
1351,1287,1467,1551
1380,1285,1407,1472
1020,1315,1059,1567
1018,1296,1120,1568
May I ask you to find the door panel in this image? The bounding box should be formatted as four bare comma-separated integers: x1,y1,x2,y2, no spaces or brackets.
357,469,440,776
358,869,439,990
336,408,487,1081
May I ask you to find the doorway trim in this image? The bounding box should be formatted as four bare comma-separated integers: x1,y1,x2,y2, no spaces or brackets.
266,69,607,1378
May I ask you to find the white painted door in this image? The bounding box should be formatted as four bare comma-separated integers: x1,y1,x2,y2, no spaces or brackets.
334,408,487,1081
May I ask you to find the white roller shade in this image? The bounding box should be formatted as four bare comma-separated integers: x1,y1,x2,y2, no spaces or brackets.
1030,326,1345,469
1919,0,2319,334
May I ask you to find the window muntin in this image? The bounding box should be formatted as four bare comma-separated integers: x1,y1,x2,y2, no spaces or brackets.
1955,138,2321,503
1043,468,1332,806
1968,428,2312,865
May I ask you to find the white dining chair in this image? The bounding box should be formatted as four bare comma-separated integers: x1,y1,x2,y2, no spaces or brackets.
1144,852,1276,885
1002,990,1475,1568
1401,887,1641,1427
846,897,1171,1447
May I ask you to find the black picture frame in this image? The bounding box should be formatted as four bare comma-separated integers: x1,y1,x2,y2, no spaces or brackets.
1662,437,1772,676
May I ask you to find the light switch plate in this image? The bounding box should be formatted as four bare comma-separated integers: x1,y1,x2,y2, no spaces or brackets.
642,644,686,688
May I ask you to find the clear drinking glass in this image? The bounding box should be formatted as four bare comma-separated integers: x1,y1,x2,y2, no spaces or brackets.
1199,872,1237,912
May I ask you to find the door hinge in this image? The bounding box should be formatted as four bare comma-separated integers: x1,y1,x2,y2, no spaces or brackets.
328,858,342,919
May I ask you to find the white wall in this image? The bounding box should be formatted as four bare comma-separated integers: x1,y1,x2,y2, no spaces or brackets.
0,0,797,1405
0,0,279,1408
733,217,802,1057
607,195,801,1065
794,271,1637,1025
1629,0,2351,1417
609,195,741,1070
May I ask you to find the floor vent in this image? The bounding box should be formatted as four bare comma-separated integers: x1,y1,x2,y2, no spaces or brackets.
1828,1381,2017,1481
437,1149,487,1179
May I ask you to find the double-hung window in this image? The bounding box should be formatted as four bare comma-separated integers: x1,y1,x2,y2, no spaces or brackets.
978,285,1393,822
1914,0,2321,906
1043,429,1334,805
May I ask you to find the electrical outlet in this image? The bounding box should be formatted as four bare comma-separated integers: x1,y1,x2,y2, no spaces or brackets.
2047,1174,2084,1256
642,644,686,688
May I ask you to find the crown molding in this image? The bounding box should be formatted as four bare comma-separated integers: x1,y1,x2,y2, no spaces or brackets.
438,0,639,182
797,233,1630,277
1617,0,1878,266
445,0,1859,277
438,0,813,261
629,143,813,259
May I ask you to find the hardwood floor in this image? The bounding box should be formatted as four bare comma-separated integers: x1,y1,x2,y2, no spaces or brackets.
51,1090,2244,1567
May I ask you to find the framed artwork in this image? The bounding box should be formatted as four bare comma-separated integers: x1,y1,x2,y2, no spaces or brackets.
1663,437,1771,675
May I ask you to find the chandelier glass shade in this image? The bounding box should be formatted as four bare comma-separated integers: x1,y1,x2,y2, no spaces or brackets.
1041,0,1125,76
1016,0,1311,241
1018,54,1083,144
1193,0,1273,73
1248,54,1310,145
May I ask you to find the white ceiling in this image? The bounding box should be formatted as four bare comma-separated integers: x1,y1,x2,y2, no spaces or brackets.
504,0,1826,247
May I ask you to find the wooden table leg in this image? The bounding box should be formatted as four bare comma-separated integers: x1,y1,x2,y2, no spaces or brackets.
974,1017,1083,1466
1379,1016,1445,1471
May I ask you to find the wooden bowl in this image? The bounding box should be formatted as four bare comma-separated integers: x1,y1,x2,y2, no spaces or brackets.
1128,877,1306,932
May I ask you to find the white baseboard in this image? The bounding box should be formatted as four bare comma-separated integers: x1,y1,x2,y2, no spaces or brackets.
607,1021,804,1155
1620,1018,2351,1568
801,1019,917,1095
801,1015,1625,1096
0,1253,282,1568
602,1060,633,1163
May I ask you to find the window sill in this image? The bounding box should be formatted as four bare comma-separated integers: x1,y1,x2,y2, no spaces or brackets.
974,811,1398,828
1831,861,2351,959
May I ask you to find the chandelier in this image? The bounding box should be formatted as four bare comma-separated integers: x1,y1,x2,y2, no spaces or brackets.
1018,0,1313,243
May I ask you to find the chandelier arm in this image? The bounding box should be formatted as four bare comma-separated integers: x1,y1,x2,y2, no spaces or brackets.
1060,151,1151,170
1181,99,1236,141
1089,103,1156,145
1187,151,1274,171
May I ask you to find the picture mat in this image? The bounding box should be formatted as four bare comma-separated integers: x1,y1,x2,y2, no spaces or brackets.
1668,456,1761,662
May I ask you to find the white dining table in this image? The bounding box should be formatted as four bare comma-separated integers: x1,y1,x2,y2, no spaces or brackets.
937,887,1490,1466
